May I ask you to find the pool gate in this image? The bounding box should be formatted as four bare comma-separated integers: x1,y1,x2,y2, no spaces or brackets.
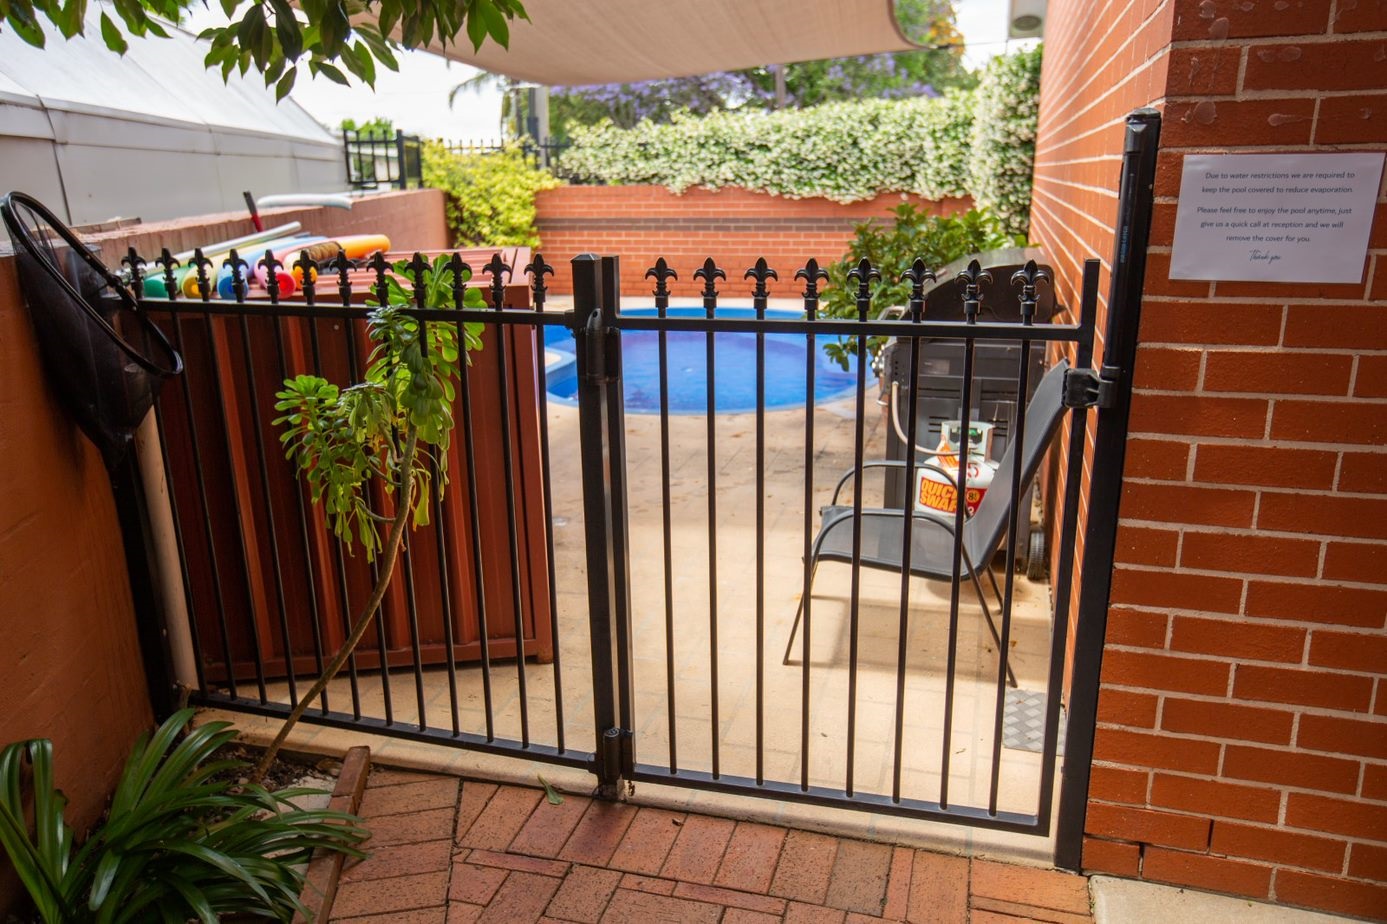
130,110,1159,867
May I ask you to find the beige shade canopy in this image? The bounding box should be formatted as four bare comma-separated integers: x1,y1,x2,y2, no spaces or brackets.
418,0,918,85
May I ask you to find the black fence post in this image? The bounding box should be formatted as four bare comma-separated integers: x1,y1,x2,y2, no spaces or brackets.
1055,107,1162,869
393,130,407,189
573,253,633,797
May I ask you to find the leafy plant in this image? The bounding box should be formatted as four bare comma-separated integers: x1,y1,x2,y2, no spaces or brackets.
819,204,1024,369
554,48,1040,225
258,254,485,778
0,709,367,923
421,141,560,248
967,45,1043,233
4,0,527,99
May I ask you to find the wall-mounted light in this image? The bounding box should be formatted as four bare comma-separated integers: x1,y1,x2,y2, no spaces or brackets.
1008,0,1046,38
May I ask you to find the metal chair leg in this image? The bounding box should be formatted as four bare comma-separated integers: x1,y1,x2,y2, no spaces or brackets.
969,568,1018,688
783,558,822,665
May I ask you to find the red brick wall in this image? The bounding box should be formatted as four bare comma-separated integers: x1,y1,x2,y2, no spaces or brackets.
0,258,154,911
1035,1,1387,918
535,185,971,296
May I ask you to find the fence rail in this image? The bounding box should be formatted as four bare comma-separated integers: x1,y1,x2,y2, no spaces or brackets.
343,130,583,189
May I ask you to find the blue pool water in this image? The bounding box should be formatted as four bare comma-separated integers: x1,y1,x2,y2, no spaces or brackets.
545,308,859,414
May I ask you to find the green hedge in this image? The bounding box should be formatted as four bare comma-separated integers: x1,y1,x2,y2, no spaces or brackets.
556,47,1042,234
421,141,560,247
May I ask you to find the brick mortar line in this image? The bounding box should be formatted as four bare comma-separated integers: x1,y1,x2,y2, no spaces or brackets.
1096,685,1380,721
1123,433,1387,452
1103,603,1387,635
1090,760,1385,810
1137,346,1387,357
1118,524,1385,554
1088,726,1383,777
1102,637,1384,672
1119,477,1387,501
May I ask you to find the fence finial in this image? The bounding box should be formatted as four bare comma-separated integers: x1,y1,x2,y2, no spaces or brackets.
191,248,213,301
406,252,431,309
901,259,936,321
525,252,555,310
156,248,180,301
795,259,829,302
1010,259,1048,325
956,259,992,323
294,250,318,304
260,249,284,303
484,253,511,310
846,258,880,320
224,249,249,302
325,248,356,306
366,250,393,306
694,258,725,302
744,258,778,301
122,248,146,292
446,253,471,310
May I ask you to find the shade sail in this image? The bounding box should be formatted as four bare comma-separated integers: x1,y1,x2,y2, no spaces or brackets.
419,0,918,85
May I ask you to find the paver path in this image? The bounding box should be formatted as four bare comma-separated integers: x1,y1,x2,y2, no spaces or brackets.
330,767,1093,923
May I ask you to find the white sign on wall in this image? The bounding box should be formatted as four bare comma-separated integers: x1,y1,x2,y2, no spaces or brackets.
1169,152,1385,283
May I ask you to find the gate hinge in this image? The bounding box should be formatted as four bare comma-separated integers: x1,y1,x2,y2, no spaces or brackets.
1063,365,1120,409
580,313,622,385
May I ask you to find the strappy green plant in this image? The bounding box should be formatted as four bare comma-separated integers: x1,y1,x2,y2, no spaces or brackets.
260,254,484,779
0,709,367,923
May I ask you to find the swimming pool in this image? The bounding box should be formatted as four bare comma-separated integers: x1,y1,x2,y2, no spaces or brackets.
544,307,860,414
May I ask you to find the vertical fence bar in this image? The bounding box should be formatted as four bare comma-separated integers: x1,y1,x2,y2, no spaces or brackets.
694,258,725,778
278,252,329,714
796,260,826,792
449,254,497,740
987,263,1043,815
356,253,395,724
645,258,679,772
235,253,299,705
214,251,269,703
746,258,776,786
1056,108,1161,868
1037,259,1099,829
574,253,629,796
148,252,207,696
401,252,434,730
487,254,531,746
525,254,566,753
601,255,635,775
323,251,365,718
176,251,241,699
939,259,988,809
892,259,934,802
844,258,877,797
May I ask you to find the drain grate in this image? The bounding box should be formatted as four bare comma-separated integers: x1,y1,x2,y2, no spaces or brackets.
1002,689,1065,753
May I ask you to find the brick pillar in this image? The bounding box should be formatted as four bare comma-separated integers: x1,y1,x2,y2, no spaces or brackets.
1034,1,1386,918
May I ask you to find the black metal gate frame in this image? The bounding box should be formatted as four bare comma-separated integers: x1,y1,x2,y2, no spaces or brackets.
131,109,1159,868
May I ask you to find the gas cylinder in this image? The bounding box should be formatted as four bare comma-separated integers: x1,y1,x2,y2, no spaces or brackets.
914,421,998,517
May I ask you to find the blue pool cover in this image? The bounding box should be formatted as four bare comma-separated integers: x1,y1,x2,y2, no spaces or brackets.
544,308,860,414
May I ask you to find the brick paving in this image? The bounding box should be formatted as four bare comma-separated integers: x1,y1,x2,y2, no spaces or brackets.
331,768,1093,923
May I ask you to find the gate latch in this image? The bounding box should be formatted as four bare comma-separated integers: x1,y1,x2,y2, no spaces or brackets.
1063,365,1120,409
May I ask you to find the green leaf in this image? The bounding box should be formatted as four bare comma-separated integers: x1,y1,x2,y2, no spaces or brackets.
315,61,349,85
6,5,47,47
56,0,83,38
99,11,127,54
464,0,487,49
537,775,563,805
270,0,302,60
274,67,296,101
478,0,507,48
